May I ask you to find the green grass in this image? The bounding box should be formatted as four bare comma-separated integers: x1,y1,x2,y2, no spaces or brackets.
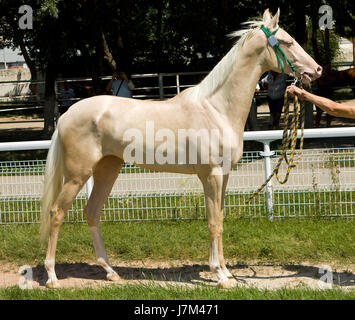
0,283,354,300
0,218,354,266
0,219,354,300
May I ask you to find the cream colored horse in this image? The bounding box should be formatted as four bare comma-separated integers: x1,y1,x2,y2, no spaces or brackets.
40,9,322,288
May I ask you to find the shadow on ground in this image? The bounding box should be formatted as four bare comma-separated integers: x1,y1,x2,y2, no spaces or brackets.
29,262,355,288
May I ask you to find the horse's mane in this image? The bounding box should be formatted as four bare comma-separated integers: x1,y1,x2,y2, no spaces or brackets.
184,20,263,101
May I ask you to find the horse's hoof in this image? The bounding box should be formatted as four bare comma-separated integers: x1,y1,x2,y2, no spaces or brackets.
218,277,238,289
107,272,121,282
46,280,60,289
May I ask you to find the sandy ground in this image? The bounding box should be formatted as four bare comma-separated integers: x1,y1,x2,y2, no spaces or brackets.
1,259,354,291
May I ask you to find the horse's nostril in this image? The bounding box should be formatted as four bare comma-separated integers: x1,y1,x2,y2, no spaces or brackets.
317,66,323,74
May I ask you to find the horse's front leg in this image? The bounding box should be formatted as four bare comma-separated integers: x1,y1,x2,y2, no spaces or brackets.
199,170,237,289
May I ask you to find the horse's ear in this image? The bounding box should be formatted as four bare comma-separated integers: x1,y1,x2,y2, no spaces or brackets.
270,8,280,29
263,8,271,24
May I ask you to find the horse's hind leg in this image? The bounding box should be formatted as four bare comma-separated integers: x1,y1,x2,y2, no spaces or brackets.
84,156,124,282
45,177,89,288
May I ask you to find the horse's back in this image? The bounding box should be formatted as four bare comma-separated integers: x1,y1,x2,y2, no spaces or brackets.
57,95,186,158
59,95,147,134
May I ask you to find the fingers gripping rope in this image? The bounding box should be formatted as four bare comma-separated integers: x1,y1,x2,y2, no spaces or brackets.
246,92,305,204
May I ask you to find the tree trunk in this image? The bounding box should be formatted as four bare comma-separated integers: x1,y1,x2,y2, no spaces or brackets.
43,61,57,138
116,2,132,74
324,28,330,66
310,14,320,63
19,40,36,80
18,37,40,102
92,33,104,95
102,32,116,72
155,0,163,71
294,0,307,49
302,84,314,128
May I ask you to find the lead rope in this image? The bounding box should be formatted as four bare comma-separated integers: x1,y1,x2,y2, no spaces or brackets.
246,83,305,204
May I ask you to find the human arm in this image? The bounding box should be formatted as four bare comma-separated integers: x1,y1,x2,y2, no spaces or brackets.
106,72,118,93
286,85,355,119
106,79,113,93
120,72,135,90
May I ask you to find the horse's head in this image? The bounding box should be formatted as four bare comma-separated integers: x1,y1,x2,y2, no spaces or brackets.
258,9,322,84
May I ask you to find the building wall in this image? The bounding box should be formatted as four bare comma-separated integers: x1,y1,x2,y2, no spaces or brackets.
0,68,31,97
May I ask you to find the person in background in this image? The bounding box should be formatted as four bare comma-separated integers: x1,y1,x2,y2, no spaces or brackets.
286,85,355,120
245,83,260,131
106,71,135,98
59,82,75,114
312,72,335,127
261,71,288,129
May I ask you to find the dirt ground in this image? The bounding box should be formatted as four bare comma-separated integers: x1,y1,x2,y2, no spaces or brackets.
1,259,354,291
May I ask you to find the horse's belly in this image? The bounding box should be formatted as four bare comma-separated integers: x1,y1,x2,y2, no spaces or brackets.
130,163,198,174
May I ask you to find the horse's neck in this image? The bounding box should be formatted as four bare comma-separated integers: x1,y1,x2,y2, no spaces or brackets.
207,46,263,134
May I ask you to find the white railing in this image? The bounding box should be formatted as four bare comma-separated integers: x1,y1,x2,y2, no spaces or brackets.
0,127,354,223
244,127,355,219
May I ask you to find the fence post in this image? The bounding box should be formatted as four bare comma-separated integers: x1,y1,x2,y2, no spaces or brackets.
176,74,180,94
85,176,94,199
260,140,275,220
304,85,313,128
158,73,164,100
54,80,59,124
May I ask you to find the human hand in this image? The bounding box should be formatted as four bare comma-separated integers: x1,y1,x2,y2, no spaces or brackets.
286,85,305,100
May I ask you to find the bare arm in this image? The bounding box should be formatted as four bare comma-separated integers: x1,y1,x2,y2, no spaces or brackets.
286,86,355,119
106,79,113,93
106,72,119,93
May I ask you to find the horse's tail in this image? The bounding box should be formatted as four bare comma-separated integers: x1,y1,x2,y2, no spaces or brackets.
40,126,64,244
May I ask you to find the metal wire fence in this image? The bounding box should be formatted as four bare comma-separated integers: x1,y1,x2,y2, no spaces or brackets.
0,146,354,224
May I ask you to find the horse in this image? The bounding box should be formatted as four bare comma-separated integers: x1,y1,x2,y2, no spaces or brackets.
316,65,355,96
40,9,322,289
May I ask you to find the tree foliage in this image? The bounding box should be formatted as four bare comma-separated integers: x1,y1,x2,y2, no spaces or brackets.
2,1,352,76
0,0,353,136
